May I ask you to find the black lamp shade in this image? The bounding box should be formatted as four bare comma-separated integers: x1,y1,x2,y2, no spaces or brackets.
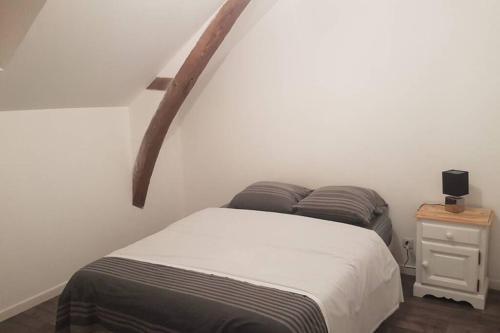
442,170,469,197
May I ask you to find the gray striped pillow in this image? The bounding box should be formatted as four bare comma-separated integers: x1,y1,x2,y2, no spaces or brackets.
294,186,387,227
229,181,312,214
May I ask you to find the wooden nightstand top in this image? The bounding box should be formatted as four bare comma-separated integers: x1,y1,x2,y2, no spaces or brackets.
416,204,494,226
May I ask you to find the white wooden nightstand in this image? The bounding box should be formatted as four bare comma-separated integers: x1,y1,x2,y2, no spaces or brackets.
413,204,494,310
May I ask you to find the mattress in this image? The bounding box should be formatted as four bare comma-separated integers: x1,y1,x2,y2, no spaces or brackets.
223,204,393,246
57,208,403,333
369,208,393,246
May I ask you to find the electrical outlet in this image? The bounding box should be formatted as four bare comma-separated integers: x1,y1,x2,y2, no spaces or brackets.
402,238,414,251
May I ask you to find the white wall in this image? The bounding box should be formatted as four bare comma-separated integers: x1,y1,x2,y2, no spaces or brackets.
176,0,500,280
0,106,185,320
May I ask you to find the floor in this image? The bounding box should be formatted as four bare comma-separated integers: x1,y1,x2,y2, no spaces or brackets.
376,276,500,333
1,275,499,333
0,297,57,333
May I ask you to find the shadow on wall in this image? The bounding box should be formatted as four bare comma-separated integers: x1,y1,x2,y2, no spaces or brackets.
468,185,483,208
0,0,46,69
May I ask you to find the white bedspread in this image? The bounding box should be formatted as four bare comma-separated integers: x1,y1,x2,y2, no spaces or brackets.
110,208,403,333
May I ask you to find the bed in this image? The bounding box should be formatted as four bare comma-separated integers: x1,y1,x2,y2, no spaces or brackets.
56,207,403,333
222,205,393,245
368,207,392,246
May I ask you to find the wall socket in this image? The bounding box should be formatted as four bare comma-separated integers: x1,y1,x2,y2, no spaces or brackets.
402,238,415,251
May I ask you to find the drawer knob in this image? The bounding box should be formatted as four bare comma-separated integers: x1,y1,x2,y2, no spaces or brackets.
422,260,429,268
446,231,454,239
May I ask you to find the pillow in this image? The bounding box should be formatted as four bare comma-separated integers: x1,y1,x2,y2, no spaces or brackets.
228,181,312,214
294,186,387,226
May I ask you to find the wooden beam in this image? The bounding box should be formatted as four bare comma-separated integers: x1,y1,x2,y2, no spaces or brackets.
133,0,251,208
147,77,172,91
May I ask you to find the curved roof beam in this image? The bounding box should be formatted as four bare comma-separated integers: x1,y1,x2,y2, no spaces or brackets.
133,0,251,208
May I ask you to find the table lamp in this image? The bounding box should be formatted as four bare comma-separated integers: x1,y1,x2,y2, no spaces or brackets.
442,170,469,213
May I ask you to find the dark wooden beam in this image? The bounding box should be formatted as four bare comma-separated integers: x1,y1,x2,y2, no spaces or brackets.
133,0,251,208
147,77,172,91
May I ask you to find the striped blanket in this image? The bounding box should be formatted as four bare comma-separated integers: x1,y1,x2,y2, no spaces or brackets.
56,257,328,333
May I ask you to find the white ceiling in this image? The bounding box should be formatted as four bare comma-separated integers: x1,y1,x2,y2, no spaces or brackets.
0,0,46,70
0,0,224,111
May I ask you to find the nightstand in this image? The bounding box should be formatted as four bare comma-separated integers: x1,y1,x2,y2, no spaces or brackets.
413,204,493,309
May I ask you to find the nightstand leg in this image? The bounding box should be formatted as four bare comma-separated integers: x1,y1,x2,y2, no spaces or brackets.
413,281,487,310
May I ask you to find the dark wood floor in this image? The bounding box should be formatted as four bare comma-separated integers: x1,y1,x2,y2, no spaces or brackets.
1,275,499,333
0,297,57,333
376,276,500,333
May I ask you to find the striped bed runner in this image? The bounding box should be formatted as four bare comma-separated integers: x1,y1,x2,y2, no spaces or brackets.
56,257,328,333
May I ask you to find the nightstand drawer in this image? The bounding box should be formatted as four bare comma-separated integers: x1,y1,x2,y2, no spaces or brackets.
422,222,480,245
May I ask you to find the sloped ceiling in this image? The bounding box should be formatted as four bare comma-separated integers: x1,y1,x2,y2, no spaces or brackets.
0,0,224,111
0,0,46,70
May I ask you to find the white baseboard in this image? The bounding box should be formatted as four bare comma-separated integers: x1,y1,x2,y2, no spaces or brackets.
490,278,500,291
0,281,67,322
